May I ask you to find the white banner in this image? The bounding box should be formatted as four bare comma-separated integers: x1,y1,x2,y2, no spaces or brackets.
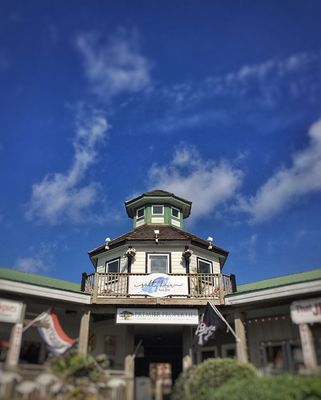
117,308,199,325
291,297,321,324
0,298,23,323
128,273,188,297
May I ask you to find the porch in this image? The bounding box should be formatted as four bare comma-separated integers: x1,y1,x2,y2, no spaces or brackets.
81,273,235,305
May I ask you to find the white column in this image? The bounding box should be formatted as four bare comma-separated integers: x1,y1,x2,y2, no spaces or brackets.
298,323,317,369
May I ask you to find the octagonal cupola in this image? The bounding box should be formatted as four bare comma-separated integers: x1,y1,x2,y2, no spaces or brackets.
125,189,192,230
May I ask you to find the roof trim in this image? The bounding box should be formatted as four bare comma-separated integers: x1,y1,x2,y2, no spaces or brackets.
0,279,91,304
225,279,321,305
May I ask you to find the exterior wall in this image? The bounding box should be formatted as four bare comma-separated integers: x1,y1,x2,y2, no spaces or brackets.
245,305,301,371
133,204,184,229
91,320,134,369
95,243,221,274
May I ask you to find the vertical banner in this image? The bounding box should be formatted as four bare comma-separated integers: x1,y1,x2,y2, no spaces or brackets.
6,323,23,368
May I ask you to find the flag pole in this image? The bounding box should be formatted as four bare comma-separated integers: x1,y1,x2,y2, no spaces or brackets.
22,310,49,333
208,302,240,343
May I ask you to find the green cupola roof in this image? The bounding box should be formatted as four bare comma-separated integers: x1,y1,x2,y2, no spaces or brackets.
125,189,192,229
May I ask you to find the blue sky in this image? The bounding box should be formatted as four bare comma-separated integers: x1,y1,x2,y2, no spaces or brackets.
1,1,321,284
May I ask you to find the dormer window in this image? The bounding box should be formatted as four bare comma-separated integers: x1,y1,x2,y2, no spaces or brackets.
171,207,180,219
152,205,164,215
136,207,145,219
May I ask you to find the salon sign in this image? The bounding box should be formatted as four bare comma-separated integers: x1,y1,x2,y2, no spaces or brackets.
0,298,23,323
291,297,321,324
128,273,188,297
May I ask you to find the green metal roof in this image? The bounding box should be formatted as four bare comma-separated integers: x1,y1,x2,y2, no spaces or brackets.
0,267,81,293
236,269,321,294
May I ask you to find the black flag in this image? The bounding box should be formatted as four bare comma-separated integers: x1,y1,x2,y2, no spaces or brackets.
193,303,226,348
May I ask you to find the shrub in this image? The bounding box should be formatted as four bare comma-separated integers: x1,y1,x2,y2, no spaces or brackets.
204,374,321,400
171,365,196,400
172,358,257,400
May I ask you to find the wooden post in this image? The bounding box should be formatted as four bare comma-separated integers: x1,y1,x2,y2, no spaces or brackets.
125,355,134,400
78,310,91,357
234,312,248,363
298,323,317,369
92,273,99,302
5,303,26,370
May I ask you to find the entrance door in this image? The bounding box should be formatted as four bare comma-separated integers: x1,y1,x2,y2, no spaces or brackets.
134,327,183,393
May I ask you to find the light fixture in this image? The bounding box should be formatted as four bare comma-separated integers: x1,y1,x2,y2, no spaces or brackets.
207,236,213,250
154,229,159,244
105,237,111,250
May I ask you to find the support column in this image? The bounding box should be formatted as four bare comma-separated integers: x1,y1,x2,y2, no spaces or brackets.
182,326,193,370
78,310,91,357
234,312,248,363
5,303,26,370
299,323,317,369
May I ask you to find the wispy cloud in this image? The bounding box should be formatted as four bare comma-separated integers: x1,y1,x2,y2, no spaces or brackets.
76,28,152,99
15,242,56,274
161,50,321,110
238,117,321,222
26,106,109,224
148,146,243,221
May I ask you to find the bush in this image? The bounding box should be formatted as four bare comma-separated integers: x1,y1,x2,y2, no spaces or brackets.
204,374,321,400
51,351,103,382
171,365,196,400
172,358,257,400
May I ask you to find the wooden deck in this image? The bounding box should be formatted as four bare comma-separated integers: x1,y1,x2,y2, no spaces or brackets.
82,272,234,305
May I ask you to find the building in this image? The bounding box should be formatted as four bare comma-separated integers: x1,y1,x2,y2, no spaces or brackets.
1,190,321,390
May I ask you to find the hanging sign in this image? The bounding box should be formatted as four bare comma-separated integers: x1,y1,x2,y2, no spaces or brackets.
291,297,321,324
0,298,23,323
116,308,199,325
128,273,188,297
6,323,23,367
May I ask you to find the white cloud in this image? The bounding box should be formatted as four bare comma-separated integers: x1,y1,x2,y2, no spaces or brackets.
26,107,109,224
148,146,243,221
15,243,56,274
239,118,321,222
76,28,152,99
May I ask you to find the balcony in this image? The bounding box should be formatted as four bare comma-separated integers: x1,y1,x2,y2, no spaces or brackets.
81,273,235,305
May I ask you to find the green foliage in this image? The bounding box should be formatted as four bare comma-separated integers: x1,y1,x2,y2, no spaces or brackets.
171,365,196,400
204,375,321,400
51,351,103,382
172,358,257,400
187,358,257,400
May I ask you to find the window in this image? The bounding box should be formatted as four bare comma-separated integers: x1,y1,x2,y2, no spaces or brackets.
197,258,212,274
196,346,218,363
136,207,145,219
152,205,164,215
147,253,169,273
171,207,180,219
105,258,120,273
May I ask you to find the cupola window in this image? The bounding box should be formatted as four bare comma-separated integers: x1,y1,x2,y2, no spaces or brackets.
152,205,164,215
136,207,145,219
171,207,180,219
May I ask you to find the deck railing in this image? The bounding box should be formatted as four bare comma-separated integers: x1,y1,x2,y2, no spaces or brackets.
82,272,234,302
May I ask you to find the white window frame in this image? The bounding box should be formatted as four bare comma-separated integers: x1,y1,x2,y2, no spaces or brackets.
171,207,180,219
197,257,213,274
105,258,120,273
147,253,169,273
152,205,164,216
136,207,145,220
197,346,218,363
